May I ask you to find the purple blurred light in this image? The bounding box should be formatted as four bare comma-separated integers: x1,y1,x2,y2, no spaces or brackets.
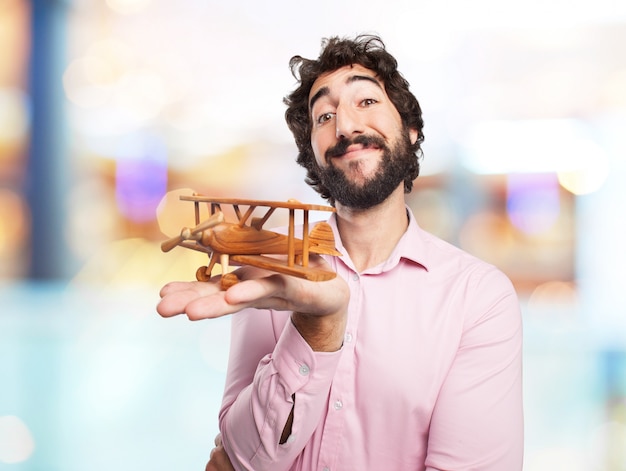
506,173,560,235
115,135,168,223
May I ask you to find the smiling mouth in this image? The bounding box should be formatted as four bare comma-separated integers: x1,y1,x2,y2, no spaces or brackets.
344,143,379,156
326,135,384,160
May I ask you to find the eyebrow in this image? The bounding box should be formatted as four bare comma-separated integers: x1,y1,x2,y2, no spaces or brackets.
309,74,383,111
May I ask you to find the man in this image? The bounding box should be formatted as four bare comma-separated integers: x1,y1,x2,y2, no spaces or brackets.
158,34,524,470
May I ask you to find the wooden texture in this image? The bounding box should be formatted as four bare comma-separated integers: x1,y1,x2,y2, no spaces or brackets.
179,195,336,213
161,196,341,288
230,255,337,281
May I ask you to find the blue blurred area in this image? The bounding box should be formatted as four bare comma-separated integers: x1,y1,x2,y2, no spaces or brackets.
2,282,625,468
0,282,228,470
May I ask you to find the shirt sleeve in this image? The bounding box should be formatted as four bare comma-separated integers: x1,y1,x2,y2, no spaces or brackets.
425,265,524,470
219,308,342,471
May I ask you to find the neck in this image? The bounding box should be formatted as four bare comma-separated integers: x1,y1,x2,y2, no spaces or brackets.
334,186,409,272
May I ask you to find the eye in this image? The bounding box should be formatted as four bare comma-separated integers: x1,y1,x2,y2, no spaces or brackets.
361,98,378,107
316,112,335,125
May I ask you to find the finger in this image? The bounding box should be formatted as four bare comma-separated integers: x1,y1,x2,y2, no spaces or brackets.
157,282,234,320
226,271,346,315
181,291,242,321
156,293,187,318
156,288,202,318
157,278,278,321
159,280,197,298
182,282,282,320
223,275,285,306
214,433,222,447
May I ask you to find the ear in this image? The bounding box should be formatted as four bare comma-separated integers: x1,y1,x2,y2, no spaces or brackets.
409,128,419,145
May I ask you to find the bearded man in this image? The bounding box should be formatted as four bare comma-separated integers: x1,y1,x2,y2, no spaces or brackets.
158,34,524,471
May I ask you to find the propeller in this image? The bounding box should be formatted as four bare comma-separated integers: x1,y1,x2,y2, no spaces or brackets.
161,212,224,253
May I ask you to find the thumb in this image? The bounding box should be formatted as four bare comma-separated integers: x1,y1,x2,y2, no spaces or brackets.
223,275,286,306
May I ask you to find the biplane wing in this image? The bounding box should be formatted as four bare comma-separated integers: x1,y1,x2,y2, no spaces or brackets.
230,255,337,282
179,195,336,213
162,195,340,288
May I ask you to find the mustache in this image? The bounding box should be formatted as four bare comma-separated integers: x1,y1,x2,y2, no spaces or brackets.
325,134,388,160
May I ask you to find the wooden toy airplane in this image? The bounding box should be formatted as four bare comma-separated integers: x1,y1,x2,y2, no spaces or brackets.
161,195,341,289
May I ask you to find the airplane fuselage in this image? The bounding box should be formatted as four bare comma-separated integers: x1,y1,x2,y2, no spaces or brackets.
201,223,301,255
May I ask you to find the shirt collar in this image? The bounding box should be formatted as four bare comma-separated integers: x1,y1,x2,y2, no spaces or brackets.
387,207,430,272
328,206,429,275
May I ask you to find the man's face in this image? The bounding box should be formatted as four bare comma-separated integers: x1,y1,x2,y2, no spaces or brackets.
308,64,418,209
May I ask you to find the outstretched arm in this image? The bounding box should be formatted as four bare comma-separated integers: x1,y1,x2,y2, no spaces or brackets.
157,257,349,471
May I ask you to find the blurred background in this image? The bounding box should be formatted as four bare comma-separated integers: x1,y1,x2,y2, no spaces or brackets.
1,0,625,469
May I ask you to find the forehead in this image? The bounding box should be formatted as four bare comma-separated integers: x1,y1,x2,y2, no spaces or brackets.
309,64,383,105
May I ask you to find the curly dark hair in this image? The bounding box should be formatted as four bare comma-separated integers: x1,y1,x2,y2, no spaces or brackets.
283,34,425,200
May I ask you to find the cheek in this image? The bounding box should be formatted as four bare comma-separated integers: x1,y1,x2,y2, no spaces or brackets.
375,107,404,136
310,132,329,167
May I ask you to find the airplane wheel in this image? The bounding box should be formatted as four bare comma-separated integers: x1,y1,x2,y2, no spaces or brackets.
196,266,211,282
221,273,239,290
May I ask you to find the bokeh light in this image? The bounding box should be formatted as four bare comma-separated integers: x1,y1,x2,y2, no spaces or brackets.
527,281,579,328
114,133,167,223
507,173,560,235
0,188,28,249
0,87,29,151
0,0,29,86
63,56,116,108
0,188,29,273
112,68,168,123
462,119,607,178
557,140,611,195
0,415,35,464
156,188,208,238
588,421,626,468
528,281,578,308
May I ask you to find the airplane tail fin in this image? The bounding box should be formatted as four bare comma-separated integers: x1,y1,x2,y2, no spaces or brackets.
308,222,342,256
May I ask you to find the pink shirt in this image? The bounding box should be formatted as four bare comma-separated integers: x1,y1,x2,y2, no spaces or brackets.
219,209,524,470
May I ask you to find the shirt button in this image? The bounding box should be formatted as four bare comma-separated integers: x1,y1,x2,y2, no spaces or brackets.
352,273,359,281
299,364,310,376
333,400,343,410
344,332,353,343
322,467,330,471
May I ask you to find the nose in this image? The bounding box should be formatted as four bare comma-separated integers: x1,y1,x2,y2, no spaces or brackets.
335,105,362,140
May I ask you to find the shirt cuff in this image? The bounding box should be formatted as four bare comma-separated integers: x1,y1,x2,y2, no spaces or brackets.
272,319,342,396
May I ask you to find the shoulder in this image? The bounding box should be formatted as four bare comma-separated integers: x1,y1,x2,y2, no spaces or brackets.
410,221,516,298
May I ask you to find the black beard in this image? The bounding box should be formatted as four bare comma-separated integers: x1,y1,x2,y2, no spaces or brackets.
316,131,415,209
